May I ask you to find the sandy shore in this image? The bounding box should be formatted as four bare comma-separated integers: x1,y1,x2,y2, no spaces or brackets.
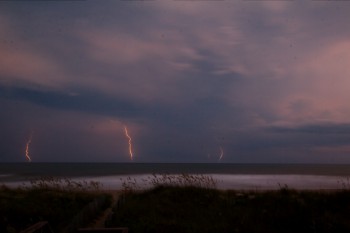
2,173,349,191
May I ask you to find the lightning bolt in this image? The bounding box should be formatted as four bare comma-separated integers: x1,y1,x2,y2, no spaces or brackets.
25,132,33,162
218,146,224,162
124,126,133,161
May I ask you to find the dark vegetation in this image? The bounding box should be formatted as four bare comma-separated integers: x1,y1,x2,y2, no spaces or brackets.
109,185,350,233
0,178,112,233
3,174,350,233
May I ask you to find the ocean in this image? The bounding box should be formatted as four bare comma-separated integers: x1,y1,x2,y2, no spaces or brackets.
1,163,350,190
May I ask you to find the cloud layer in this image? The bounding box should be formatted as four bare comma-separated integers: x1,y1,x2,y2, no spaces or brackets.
1,1,350,162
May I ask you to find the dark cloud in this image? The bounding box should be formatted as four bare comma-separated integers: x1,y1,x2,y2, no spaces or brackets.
268,124,350,135
0,85,141,118
1,1,350,162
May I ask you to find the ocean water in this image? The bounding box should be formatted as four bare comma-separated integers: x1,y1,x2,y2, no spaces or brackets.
1,163,350,190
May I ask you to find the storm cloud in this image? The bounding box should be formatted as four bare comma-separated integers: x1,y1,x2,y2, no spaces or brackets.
1,0,350,162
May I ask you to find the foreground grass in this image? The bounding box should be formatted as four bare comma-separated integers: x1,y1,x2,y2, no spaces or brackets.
109,186,350,233
0,184,111,233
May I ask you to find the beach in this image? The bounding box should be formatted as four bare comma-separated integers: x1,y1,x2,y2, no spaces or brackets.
1,163,350,191
3,165,350,233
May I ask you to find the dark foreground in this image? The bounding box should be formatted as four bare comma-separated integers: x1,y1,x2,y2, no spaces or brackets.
2,184,350,233
109,186,350,233
0,185,111,233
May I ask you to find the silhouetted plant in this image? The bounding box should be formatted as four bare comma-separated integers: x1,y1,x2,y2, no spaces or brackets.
22,176,102,193
120,173,217,193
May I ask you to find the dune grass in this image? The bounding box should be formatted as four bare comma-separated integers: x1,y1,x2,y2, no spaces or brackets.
0,177,111,233
3,174,350,233
109,185,350,233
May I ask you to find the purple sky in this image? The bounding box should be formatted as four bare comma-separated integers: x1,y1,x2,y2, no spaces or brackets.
1,0,350,163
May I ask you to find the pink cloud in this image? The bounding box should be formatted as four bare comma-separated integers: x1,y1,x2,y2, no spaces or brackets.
79,29,202,66
0,18,70,90
0,45,60,86
274,40,350,125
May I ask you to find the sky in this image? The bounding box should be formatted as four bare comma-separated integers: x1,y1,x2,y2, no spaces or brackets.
1,0,350,163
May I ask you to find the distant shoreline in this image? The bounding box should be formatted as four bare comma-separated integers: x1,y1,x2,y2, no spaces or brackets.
1,173,349,191
2,163,350,176
2,163,350,191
